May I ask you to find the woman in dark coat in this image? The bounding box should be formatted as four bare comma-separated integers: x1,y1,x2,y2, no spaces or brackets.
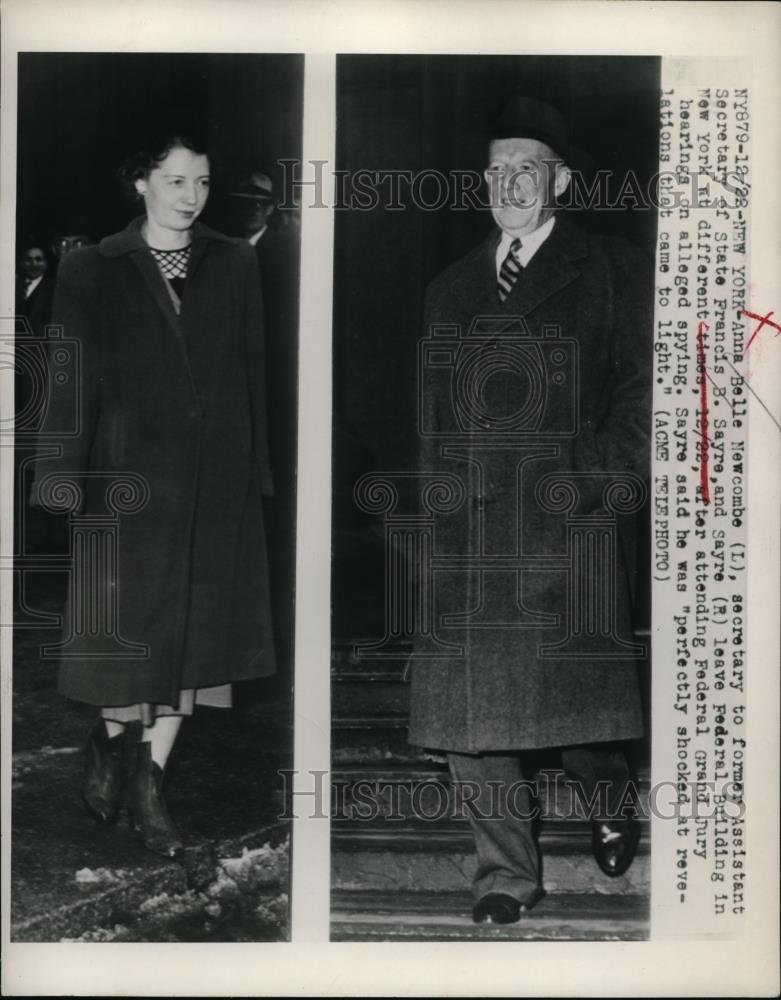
32,132,276,857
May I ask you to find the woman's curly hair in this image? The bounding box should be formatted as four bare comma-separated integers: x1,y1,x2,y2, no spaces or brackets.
118,130,211,199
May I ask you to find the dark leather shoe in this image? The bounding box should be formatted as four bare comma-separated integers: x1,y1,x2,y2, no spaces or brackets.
592,819,640,877
472,888,544,924
82,722,125,824
127,742,184,859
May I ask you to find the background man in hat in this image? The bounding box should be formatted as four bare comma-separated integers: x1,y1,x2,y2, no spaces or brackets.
408,96,652,924
50,228,93,261
229,170,300,675
228,169,300,375
229,170,277,248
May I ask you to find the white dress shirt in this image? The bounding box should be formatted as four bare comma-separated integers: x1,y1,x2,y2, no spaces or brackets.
495,215,556,279
23,274,44,299
248,226,268,247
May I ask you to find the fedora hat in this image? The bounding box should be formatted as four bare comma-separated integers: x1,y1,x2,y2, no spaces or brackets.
229,171,275,203
490,95,587,168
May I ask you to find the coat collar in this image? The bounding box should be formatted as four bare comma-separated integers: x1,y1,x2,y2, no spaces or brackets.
98,216,237,258
451,213,588,318
482,212,588,265
97,217,237,343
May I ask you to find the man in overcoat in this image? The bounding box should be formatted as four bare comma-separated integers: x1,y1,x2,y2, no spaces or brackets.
407,97,652,923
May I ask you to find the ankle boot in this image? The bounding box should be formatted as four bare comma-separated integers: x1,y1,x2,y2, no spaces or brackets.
127,741,184,858
82,721,125,823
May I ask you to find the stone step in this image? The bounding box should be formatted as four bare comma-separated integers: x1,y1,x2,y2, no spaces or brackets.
331,648,409,678
332,728,424,762
331,655,411,720
330,889,649,941
332,681,410,717
331,764,651,823
333,815,650,852
332,826,650,895
332,714,408,732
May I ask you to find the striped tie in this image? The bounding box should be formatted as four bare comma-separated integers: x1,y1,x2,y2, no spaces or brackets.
497,238,523,302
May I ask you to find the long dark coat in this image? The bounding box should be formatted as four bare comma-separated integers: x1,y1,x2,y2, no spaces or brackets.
32,218,276,707
407,215,651,753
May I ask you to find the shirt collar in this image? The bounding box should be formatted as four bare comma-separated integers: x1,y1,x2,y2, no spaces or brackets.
23,274,44,297
495,215,557,274
248,226,268,246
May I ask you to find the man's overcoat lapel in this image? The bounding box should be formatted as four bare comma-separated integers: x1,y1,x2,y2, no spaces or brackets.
447,215,588,323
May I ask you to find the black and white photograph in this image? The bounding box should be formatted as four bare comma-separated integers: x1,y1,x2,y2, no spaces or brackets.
1,1,779,996
331,53,660,941
9,51,302,942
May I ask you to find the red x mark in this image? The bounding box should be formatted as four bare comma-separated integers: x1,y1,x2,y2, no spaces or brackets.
742,309,781,350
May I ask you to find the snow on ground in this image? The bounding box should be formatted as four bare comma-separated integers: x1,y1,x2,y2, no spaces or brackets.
60,838,290,942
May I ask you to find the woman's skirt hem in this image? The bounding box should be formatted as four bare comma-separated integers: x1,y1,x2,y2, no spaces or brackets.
99,683,232,726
